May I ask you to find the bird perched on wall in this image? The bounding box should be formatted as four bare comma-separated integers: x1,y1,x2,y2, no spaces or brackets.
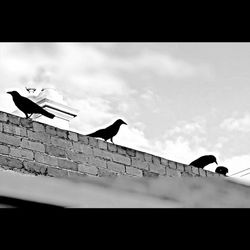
215,166,228,176
189,155,218,169
7,91,55,119
86,119,127,144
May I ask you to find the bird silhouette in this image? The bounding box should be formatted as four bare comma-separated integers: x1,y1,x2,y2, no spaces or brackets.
7,91,55,119
86,119,127,144
189,155,218,169
215,166,228,176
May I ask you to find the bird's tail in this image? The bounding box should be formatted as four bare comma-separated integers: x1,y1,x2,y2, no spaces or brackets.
41,109,55,119
86,132,96,137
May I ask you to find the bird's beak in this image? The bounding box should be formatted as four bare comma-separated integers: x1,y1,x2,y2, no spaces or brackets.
7,91,11,94
215,160,218,165
123,122,127,125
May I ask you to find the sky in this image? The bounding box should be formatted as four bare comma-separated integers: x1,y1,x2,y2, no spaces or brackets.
0,42,250,177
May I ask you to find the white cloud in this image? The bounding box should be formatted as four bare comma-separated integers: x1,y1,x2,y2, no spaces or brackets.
107,50,211,78
220,114,250,132
223,154,250,176
167,120,206,136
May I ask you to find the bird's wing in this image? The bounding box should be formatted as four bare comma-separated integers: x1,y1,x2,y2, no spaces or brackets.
16,96,44,113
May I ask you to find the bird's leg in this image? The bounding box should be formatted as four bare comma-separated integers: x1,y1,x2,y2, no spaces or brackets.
111,137,114,144
27,113,33,119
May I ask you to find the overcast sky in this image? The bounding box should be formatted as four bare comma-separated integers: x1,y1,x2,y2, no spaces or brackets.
0,42,249,176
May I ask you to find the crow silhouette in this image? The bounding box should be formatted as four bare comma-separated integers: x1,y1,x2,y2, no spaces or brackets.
86,119,127,144
7,91,55,119
189,155,218,169
215,166,228,176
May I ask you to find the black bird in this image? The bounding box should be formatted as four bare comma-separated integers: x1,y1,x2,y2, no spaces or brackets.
215,166,228,176
86,119,127,144
189,155,218,169
7,91,55,119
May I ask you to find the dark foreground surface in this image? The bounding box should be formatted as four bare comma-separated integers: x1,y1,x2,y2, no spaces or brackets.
0,168,250,208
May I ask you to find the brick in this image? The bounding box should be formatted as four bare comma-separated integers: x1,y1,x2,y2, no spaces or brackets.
135,151,145,161
206,170,215,177
126,148,136,157
166,167,181,177
126,166,143,177
7,157,23,169
68,131,78,142
0,155,23,169
98,168,118,177
98,140,108,150
67,171,87,179
45,125,57,136
144,153,152,162
66,151,89,164
56,128,67,139
33,122,45,132
184,165,192,174
152,156,161,165
88,157,107,168
0,133,21,147
0,145,9,155
88,137,98,147
191,166,199,175
73,142,93,155
0,123,2,132
112,153,131,165
35,152,58,166
160,158,168,166
47,166,69,178
8,115,20,125
3,124,27,136
108,143,117,152
10,148,34,160
79,164,98,176
107,161,125,173
20,118,33,128
45,145,66,158
143,171,159,178
78,135,89,145
181,172,193,177
117,146,126,155
131,158,149,170
176,163,185,172
168,160,177,169
93,148,113,161
57,158,78,171
27,130,50,144
0,112,8,122
21,139,45,152
51,137,73,150
149,163,166,175
0,155,8,166
23,161,47,175
199,168,207,177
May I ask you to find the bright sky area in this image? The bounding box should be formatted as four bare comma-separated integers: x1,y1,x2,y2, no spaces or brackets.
0,42,249,177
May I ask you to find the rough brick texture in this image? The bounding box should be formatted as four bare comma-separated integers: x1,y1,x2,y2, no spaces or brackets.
0,111,221,179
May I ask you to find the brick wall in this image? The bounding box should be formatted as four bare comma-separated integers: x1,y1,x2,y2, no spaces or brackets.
0,111,221,179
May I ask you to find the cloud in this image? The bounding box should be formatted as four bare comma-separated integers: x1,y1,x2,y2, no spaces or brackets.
140,89,160,113
167,119,206,136
220,114,250,132
107,50,211,78
223,154,250,176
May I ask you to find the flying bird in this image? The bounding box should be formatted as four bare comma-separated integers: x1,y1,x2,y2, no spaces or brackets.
86,119,127,144
215,166,228,176
189,155,218,169
7,91,55,119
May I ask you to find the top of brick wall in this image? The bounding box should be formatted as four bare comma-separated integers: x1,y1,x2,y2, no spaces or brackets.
0,110,222,178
